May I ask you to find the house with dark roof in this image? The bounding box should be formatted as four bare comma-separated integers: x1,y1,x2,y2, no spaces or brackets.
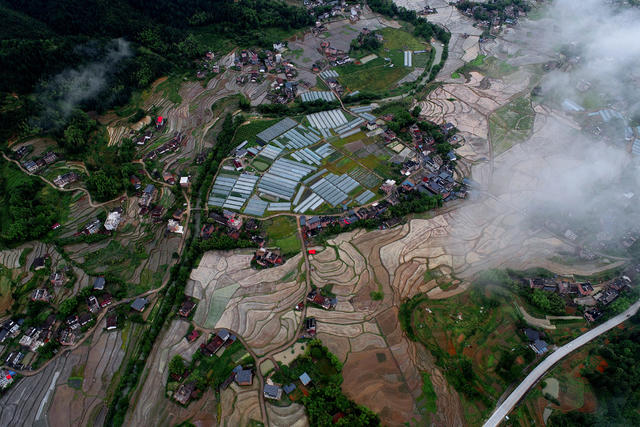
78,312,92,326
235,369,253,386
93,277,106,291
106,314,117,331
32,257,47,271
577,282,594,296
174,382,196,405
131,297,148,312
523,328,540,341
179,300,196,317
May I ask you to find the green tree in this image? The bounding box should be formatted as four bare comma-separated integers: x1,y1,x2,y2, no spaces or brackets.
58,296,79,317
169,355,186,377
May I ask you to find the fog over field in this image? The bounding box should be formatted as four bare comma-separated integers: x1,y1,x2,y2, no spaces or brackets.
488,0,640,246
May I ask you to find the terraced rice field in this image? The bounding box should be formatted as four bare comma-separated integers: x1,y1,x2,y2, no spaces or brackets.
187,251,306,355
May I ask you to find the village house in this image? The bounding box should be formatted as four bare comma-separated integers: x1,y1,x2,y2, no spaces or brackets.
584,308,603,322
53,172,78,188
130,175,142,190
178,300,196,317
263,384,283,400
59,329,76,346
87,296,101,313
151,205,164,222
23,160,39,173
84,219,102,235
139,184,157,208
131,298,148,312
104,210,123,231
167,219,184,234
93,276,106,291
299,372,311,386
32,256,47,271
79,312,92,327
50,271,65,286
106,314,118,331
100,293,113,308
187,329,200,342
174,382,197,405
306,289,337,310
5,351,25,369
283,383,296,395
254,247,284,267
31,288,52,302
531,339,548,355
43,151,58,164
201,330,228,356
233,365,253,386
305,317,317,336
0,369,15,390
163,172,176,185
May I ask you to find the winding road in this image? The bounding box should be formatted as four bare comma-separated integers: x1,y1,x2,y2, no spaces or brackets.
483,298,640,427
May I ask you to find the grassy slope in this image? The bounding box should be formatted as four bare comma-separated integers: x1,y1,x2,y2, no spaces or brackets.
263,216,301,257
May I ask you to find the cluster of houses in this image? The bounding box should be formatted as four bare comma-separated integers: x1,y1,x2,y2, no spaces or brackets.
264,371,313,402
305,0,360,23
458,1,528,34
144,132,186,161
266,78,298,104
137,183,180,229
173,361,253,406
201,209,252,240
233,47,300,101
299,200,402,239
524,275,633,322
318,40,351,67
306,288,337,310
195,51,221,79
53,172,79,188
2,275,126,372
12,145,32,160
545,216,640,259
73,208,124,236
21,151,58,174
254,247,284,268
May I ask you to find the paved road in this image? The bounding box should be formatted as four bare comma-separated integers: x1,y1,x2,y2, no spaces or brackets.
484,298,640,427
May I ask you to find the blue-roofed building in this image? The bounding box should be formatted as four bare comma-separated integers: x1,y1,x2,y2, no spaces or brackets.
299,372,311,386
283,383,296,394
264,384,282,400
632,139,640,156
531,339,548,354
